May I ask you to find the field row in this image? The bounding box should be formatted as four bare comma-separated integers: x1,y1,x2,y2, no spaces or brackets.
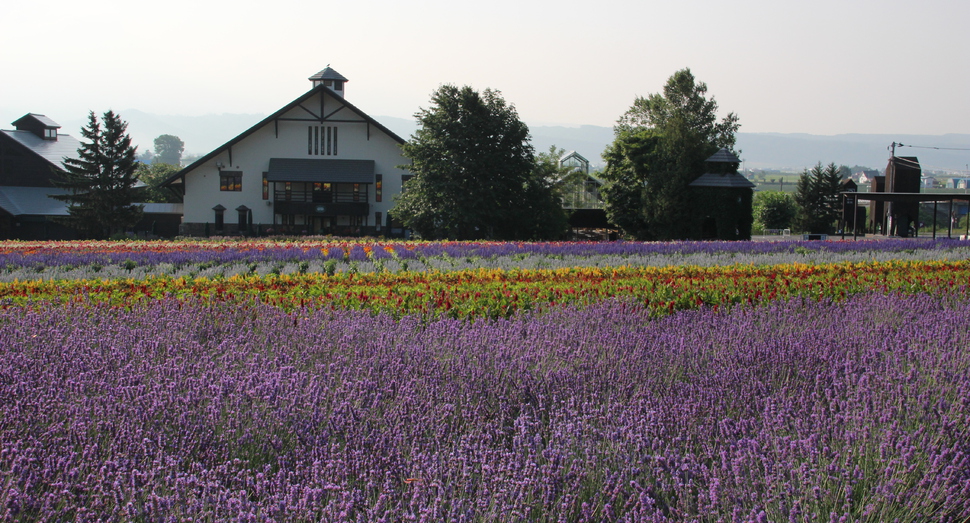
2,239,969,282
2,294,968,521
2,260,968,319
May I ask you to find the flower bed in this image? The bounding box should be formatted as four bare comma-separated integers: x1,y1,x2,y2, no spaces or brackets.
2,238,969,279
2,260,969,320
2,238,969,521
2,294,968,521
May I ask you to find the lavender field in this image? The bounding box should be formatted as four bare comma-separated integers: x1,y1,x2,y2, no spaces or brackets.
2,293,969,522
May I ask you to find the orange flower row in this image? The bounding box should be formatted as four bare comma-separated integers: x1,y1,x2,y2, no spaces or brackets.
1,260,967,319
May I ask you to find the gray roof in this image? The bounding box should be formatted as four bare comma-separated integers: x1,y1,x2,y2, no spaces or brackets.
266,158,375,183
141,203,184,214
705,148,742,163
689,172,756,188
0,186,72,216
308,67,348,82
1,130,81,169
13,113,61,129
0,186,176,216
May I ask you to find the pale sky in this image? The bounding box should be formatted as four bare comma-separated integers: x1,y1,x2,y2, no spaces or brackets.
3,0,969,136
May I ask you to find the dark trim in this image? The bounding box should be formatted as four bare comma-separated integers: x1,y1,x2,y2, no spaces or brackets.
277,118,383,124
273,201,368,216
297,104,319,119
323,106,344,120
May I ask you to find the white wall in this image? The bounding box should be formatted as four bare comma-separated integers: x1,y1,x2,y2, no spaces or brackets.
182,89,410,228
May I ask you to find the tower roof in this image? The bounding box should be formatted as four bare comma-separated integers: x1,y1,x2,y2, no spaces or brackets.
689,172,755,188
692,148,752,188
308,66,348,83
705,148,741,163
12,113,61,129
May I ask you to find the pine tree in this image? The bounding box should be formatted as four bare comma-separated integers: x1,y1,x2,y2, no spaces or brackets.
793,162,843,233
52,111,142,238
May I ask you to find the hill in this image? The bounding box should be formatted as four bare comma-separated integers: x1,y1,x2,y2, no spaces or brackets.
39,111,970,174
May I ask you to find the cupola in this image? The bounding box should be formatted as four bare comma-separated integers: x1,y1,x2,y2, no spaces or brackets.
308,66,348,98
689,149,754,188
12,113,61,140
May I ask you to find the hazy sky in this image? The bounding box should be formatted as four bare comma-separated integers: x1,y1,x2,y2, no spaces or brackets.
3,0,968,136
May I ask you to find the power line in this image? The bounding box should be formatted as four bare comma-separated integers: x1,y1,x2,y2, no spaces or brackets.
897,143,970,152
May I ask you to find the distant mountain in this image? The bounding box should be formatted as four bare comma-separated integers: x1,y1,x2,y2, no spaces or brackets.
65,110,968,174
375,116,969,174
734,133,970,173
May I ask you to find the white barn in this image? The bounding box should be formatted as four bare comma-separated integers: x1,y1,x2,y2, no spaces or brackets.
165,67,410,237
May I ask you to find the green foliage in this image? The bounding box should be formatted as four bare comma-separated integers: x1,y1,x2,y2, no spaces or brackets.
601,69,740,240
534,146,570,179
535,146,598,209
614,69,740,146
599,129,661,238
753,191,797,231
136,162,182,203
392,85,567,240
52,111,143,239
153,134,184,166
794,163,843,233
535,145,576,198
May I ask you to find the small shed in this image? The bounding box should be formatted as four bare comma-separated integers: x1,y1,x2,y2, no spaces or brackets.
885,156,921,236
689,149,755,240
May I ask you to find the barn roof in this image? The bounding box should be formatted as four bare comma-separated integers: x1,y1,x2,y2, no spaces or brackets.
0,130,81,169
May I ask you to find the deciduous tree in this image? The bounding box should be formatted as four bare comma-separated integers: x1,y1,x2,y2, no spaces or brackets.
753,190,797,232
136,162,182,203
601,68,740,240
153,134,184,166
392,85,566,240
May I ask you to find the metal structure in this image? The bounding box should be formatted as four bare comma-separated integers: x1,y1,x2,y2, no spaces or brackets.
841,191,970,240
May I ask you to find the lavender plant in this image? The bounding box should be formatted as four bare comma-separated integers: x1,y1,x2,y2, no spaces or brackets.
2,293,967,521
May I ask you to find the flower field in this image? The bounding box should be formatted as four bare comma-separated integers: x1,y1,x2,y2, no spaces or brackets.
2,239,969,522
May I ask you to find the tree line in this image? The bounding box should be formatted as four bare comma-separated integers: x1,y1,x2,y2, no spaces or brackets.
393,68,851,241
754,163,853,235
393,68,748,241
55,71,855,240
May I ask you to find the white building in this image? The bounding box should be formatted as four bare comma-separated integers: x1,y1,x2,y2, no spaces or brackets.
951,178,970,190
165,67,410,236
